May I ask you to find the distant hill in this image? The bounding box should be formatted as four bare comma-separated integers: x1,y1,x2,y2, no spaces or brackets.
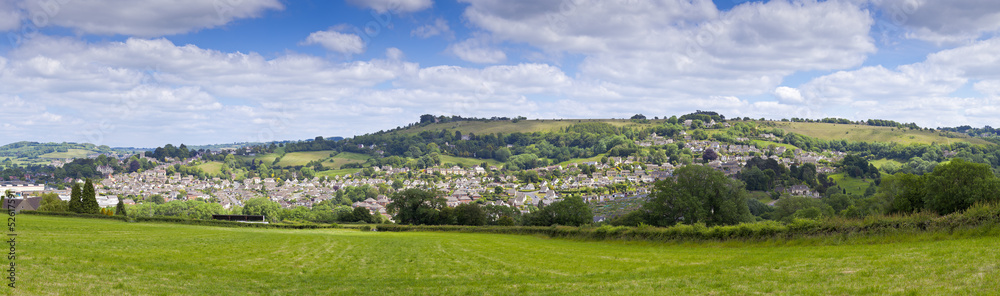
0,142,123,165
397,118,990,147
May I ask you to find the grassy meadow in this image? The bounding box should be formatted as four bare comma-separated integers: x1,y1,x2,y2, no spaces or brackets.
9,215,1000,295
400,119,648,136
828,173,875,196
774,122,990,145
38,148,96,159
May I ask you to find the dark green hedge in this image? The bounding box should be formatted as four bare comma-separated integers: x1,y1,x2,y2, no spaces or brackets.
377,202,1000,242
22,211,339,229
20,211,131,222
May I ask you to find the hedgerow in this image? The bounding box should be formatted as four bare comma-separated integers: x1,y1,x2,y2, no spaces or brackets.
376,202,1000,242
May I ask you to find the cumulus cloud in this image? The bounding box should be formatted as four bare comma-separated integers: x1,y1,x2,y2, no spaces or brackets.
459,0,875,96
14,0,283,37
411,18,452,39
301,29,366,55
875,0,1000,44
0,36,575,146
0,1,20,32
774,86,804,104
790,36,1000,127
345,0,432,13
448,35,506,63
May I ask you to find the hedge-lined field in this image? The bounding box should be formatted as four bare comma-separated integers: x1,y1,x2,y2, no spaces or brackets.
7,214,1000,295
378,202,1000,243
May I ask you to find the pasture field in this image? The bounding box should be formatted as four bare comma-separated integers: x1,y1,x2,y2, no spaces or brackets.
437,155,501,168
315,168,361,177
194,161,223,175
37,148,95,159
556,154,605,166
9,215,1000,295
400,119,650,136
274,150,336,167
325,152,371,169
773,122,990,145
828,173,875,196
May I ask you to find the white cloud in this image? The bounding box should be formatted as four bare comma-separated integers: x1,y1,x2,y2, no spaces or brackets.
411,18,452,39
974,80,1000,97
448,35,506,63
789,36,1000,127
0,1,20,31
300,29,366,55
460,0,875,96
15,0,283,37
774,86,804,104
875,0,1000,44
345,0,432,13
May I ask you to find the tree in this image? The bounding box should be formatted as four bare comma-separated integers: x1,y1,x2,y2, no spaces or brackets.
630,114,646,120
299,167,315,180
351,206,373,223
115,198,127,216
149,194,165,205
38,193,68,212
702,148,718,162
923,158,1000,215
69,183,82,213
527,196,592,226
875,173,925,214
128,159,141,173
641,165,752,226
81,179,100,214
243,197,281,222
454,203,487,226
386,189,445,225
772,196,833,222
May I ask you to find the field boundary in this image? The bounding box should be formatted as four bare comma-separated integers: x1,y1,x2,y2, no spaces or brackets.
377,203,1000,243
20,211,342,229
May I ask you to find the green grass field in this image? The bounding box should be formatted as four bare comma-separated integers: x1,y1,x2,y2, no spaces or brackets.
274,150,335,167
774,122,990,145
195,162,223,175
9,215,1000,295
38,148,96,159
556,154,605,167
437,155,500,168
323,152,371,169
828,173,875,196
315,168,361,177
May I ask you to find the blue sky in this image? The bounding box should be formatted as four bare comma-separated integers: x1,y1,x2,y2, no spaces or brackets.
1,0,999,147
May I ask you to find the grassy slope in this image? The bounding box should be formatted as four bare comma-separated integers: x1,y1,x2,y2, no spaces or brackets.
400,119,653,135
324,152,371,169
38,148,95,159
828,173,875,196
774,121,990,145
195,162,223,175
14,215,1000,295
315,168,361,177
438,155,501,167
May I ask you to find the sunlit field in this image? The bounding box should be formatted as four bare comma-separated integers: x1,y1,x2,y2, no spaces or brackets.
8,215,999,295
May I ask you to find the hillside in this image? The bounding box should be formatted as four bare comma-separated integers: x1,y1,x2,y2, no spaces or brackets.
399,119,990,146
398,119,650,135
0,141,120,165
773,121,990,145
15,215,1000,295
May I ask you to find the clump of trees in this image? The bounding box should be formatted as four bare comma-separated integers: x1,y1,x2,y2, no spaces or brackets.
613,165,752,227
386,188,591,226
878,158,1000,215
